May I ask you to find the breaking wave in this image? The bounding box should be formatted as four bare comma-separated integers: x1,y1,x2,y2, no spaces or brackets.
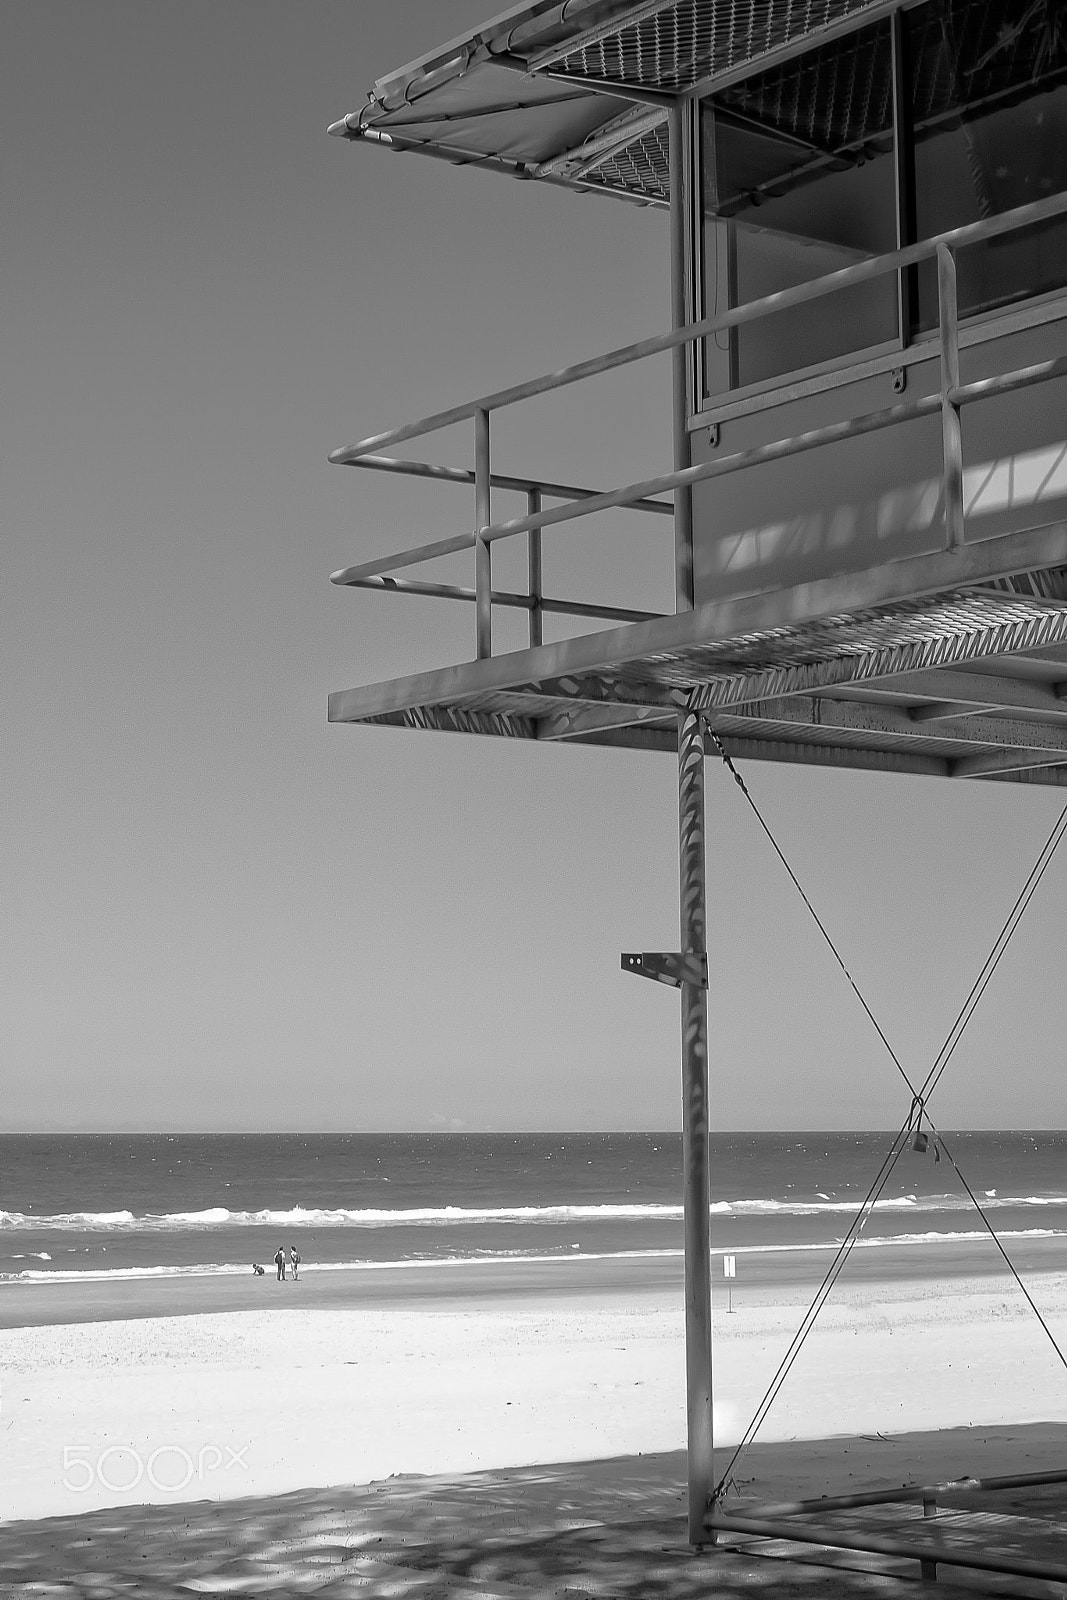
3,1227,1064,1283
2,1194,1067,1231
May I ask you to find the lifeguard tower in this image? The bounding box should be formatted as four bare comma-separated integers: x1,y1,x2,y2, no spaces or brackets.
327,0,1067,1580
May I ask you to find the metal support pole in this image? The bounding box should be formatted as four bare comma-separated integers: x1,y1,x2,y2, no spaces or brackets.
527,486,543,648
475,408,492,658
938,244,964,550
678,709,713,1542
891,10,917,352
669,102,695,612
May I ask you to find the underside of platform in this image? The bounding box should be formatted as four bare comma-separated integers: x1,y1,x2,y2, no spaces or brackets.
329,524,1067,785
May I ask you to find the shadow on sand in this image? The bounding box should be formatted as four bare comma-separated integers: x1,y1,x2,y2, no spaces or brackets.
2,1434,1066,1597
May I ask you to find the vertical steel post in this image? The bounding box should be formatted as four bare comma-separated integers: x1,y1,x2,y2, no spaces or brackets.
527,486,543,649
678,709,713,1543
475,408,492,658
669,102,695,612
937,244,964,550
891,10,917,351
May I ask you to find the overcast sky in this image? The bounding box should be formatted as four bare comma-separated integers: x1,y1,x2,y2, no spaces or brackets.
4,1,1065,1133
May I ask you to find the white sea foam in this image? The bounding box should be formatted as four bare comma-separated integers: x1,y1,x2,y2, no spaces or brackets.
2,1194,1067,1230
1,1228,1064,1284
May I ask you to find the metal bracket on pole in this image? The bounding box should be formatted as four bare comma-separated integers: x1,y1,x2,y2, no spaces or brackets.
621,951,709,990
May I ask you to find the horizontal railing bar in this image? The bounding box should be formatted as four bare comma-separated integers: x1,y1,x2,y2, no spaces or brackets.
330,191,1067,462
332,532,475,583
693,294,1067,432
332,349,1065,583
752,1467,1067,1518
347,575,534,607
951,354,1067,408
343,454,674,514
332,394,927,580
542,596,664,622
708,1510,1067,1584
477,394,938,546
342,575,661,622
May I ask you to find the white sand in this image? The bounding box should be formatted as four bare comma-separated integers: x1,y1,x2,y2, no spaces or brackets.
2,1274,1066,1524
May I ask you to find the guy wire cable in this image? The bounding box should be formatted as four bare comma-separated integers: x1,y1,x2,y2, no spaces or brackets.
713,1115,915,1499
704,731,1067,1489
925,1120,1067,1372
718,799,1067,1493
704,725,919,1103
918,802,1067,1113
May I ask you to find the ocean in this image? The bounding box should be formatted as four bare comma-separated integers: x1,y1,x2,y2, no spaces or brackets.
1,1131,1065,1289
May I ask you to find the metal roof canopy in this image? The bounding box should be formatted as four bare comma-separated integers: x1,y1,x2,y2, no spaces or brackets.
329,0,1061,206
329,0,908,205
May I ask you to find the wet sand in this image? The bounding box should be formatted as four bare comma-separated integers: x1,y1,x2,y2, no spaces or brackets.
3,1231,1065,1329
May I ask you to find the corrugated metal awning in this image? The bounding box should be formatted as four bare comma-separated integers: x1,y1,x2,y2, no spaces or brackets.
331,0,896,204
332,0,1067,209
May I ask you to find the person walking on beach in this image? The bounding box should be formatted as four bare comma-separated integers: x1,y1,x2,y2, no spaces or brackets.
289,1245,300,1281
274,1246,286,1281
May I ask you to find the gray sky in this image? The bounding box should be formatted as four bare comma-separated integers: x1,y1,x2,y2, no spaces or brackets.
4,2,1065,1133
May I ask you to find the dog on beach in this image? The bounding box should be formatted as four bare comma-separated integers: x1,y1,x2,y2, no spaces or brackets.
251,1262,266,1275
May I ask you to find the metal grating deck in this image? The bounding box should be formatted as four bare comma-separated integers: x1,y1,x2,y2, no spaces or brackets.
330,540,1067,786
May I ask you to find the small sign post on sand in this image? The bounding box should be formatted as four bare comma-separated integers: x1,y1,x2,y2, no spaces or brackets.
723,1253,736,1313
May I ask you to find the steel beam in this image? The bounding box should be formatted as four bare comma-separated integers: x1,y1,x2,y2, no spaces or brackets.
725,696,1067,757
669,101,694,612
866,670,1067,716
527,487,543,649
475,409,492,659
938,245,964,550
537,702,672,739
578,724,951,773
540,689,1067,752
677,710,713,1544
908,699,997,722
952,749,1067,779
531,664,1067,721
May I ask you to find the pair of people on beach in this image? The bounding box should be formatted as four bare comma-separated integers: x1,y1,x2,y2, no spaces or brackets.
272,1245,299,1281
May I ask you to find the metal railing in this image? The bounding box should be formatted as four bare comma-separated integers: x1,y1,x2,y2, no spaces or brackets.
331,190,1067,660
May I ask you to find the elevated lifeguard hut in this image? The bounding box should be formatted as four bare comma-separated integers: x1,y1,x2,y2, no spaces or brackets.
327,0,1067,1575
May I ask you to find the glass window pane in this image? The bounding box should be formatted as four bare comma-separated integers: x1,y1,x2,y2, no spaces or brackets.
907,0,1067,326
701,18,898,394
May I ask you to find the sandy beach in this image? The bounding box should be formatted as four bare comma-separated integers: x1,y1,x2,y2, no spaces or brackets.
2,1261,1066,1528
